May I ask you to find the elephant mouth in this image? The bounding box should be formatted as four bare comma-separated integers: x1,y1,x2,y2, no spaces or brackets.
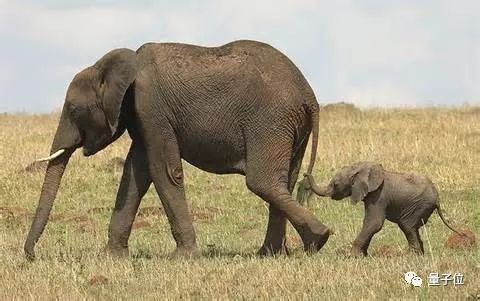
82,142,104,156
82,147,95,156
81,137,99,157
79,131,96,157
82,133,117,157
331,194,344,200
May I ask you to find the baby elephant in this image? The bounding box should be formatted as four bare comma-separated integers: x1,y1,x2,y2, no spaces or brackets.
301,162,462,257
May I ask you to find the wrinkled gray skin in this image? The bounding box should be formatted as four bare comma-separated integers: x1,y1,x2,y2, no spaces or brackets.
24,40,331,260
305,162,461,257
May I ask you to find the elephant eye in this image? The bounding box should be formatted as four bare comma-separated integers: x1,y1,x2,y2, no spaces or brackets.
70,106,81,119
70,105,90,123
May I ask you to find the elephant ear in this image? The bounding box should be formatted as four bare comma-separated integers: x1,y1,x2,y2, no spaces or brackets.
351,162,384,203
94,48,138,134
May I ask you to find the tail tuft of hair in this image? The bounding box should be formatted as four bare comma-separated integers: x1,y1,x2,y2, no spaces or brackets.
296,174,313,206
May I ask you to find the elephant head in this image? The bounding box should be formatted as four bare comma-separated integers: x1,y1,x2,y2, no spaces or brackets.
312,162,384,203
24,48,138,260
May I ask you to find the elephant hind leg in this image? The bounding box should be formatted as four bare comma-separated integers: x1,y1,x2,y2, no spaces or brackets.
249,182,330,253
257,134,310,256
416,229,425,254
288,134,309,193
399,223,424,254
246,139,330,254
399,202,435,254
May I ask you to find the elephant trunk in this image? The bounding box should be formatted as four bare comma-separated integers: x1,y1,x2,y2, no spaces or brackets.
24,150,72,260
310,181,332,197
24,106,80,260
297,176,332,205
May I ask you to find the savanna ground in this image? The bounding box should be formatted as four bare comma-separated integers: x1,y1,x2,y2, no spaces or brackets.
0,105,479,299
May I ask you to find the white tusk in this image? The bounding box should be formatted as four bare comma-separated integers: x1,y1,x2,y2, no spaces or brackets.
35,149,66,162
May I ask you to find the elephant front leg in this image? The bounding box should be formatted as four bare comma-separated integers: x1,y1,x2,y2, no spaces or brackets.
146,136,199,258
351,202,385,257
258,205,288,256
107,141,152,257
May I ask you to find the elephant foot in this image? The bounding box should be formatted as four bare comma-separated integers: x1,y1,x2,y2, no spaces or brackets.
169,246,201,259
257,243,289,257
24,244,36,261
408,247,424,255
350,244,367,258
106,244,130,258
303,228,331,254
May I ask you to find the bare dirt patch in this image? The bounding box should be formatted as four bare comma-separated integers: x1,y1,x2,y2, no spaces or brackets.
372,244,403,258
135,205,223,221
238,228,258,239
87,207,112,214
137,206,164,217
50,213,90,223
0,206,31,219
192,206,222,221
49,213,96,233
76,220,97,233
286,234,302,247
445,229,477,250
132,220,151,230
88,275,109,286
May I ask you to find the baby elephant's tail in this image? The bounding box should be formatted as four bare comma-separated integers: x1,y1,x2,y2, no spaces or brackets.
436,205,464,236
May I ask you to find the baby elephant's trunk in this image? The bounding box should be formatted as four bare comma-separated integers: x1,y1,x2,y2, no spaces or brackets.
436,205,464,236
296,175,331,205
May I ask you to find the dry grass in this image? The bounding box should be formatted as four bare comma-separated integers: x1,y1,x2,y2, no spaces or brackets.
0,107,479,299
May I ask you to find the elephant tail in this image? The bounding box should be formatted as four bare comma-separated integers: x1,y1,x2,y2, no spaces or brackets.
436,205,465,236
296,103,319,205
306,104,319,176
297,177,312,205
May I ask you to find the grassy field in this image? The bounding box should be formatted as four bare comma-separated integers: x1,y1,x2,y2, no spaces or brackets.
0,106,479,299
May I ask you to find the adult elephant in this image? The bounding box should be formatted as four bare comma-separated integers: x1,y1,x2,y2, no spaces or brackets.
24,40,330,260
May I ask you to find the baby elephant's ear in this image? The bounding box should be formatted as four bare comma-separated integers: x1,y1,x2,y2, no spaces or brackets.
351,163,384,203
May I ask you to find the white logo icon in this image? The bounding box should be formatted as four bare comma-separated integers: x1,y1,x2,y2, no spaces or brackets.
404,271,422,287
411,276,422,287
405,271,417,284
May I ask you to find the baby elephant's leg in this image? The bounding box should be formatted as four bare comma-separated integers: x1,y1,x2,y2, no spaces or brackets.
398,223,423,254
398,202,436,254
351,203,386,257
